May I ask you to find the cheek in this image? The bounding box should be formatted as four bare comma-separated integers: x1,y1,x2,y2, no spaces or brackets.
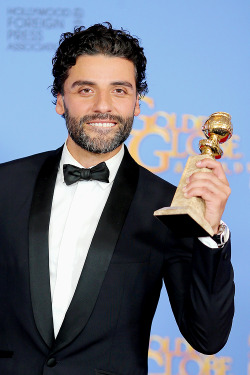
113,100,137,117
66,99,92,117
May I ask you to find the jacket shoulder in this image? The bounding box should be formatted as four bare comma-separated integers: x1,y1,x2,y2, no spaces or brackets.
0,149,60,173
0,148,62,190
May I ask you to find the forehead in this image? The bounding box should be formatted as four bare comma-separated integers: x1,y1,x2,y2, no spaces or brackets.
66,54,137,86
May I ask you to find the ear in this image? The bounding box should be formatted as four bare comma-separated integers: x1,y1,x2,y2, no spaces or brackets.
55,93,65,115
134,95,140,117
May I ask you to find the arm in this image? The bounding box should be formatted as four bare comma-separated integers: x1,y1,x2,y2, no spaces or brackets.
164,159,234,353
163,234,234,354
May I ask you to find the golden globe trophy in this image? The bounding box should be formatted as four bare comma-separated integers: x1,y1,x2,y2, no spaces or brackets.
154,112,233,237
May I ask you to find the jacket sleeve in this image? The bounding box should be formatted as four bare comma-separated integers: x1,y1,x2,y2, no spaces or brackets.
163,235,234,354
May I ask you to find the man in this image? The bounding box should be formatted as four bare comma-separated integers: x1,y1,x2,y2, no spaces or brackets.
0,23,234,375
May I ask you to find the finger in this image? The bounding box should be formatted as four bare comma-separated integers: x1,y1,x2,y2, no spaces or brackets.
183,179,231,199
187,171,230,190
196,158,228,183
183,187,230,213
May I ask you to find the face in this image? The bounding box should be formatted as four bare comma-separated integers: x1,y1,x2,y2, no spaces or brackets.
56,54,140,154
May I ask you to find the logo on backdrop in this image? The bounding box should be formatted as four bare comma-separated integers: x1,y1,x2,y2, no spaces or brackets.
6,7,84,51
128,97,247,177
149,336,232,375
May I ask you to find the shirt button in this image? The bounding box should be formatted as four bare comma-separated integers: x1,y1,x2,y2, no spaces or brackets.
47,358,57,367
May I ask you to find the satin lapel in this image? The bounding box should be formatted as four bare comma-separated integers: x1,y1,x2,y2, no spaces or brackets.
51,147,139,354
29,147,63,348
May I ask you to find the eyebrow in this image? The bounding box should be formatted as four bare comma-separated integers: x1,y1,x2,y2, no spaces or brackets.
71,80,134,90
71,80,95,89
110,81,133,89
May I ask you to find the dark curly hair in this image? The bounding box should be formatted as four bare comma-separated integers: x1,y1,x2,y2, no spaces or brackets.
51,22,148,103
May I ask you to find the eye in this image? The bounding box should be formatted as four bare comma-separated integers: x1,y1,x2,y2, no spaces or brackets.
113,88,127,95
79,87,93,95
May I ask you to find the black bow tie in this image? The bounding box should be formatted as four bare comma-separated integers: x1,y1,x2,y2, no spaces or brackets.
63,162,110,185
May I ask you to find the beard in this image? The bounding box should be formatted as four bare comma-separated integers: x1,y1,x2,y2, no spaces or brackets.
64,107,134,154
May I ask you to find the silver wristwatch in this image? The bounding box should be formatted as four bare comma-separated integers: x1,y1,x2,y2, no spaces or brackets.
212,222,227,248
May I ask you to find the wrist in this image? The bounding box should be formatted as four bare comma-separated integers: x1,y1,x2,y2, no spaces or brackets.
212,222,221,234
212,222,227,248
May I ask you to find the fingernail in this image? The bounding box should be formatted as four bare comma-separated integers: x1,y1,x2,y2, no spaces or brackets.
196,161,202,166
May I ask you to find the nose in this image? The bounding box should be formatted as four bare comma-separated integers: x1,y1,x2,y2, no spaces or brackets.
92,91,112,113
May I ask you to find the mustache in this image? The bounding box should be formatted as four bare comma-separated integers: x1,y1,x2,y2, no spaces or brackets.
79,114,125,124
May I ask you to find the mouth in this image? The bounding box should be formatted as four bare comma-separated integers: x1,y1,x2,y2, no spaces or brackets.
87,123,117,128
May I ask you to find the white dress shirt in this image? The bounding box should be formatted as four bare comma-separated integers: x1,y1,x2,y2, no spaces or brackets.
48,143,228,337
49,144,124,337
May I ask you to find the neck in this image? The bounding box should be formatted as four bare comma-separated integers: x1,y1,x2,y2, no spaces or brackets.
66,136,122,168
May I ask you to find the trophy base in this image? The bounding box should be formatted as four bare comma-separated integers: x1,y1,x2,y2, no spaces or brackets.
154,206,214,237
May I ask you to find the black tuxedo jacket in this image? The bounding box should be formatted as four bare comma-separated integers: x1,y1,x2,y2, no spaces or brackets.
0,146,234,375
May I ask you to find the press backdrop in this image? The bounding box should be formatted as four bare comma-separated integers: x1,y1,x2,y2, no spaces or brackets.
1,0,250,373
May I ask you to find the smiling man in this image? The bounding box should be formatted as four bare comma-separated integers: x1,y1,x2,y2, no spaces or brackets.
0,23,234,375
56,54,140,166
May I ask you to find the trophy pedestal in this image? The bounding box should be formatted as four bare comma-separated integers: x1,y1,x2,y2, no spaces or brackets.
154,154,214,237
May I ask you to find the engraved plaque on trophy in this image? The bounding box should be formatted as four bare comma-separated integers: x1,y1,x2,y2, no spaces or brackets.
154,112,233,237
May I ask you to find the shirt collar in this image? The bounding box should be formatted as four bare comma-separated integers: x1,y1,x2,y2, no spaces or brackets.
59,143,124,189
